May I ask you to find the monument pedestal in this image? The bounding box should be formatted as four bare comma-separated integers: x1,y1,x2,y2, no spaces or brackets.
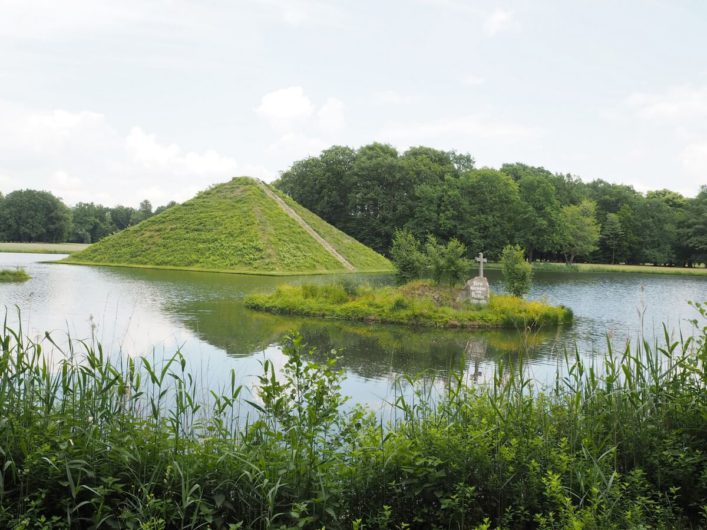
459,276,490,305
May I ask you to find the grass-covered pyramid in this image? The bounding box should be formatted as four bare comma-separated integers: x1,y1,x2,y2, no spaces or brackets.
65,177,393,275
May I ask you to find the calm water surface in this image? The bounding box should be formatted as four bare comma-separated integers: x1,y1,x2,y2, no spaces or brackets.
1,253,705,409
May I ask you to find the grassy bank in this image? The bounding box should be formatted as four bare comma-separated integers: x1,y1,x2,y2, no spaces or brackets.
245,280,572,329
485,261,707,276
0,305,706,528
0,268,30,282
0,242,89,254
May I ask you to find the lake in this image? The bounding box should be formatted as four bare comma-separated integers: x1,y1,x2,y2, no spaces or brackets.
1,253,705,410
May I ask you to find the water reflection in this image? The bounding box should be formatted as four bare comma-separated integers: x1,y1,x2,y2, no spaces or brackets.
1,252,705,404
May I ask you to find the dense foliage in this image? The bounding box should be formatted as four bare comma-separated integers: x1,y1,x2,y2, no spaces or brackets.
389,230,471,286
277,145,707,265
245,280,572,329
0,304,705,528
0,190,174,244
65,178,392,274
0,189,71,243
500,244,533,297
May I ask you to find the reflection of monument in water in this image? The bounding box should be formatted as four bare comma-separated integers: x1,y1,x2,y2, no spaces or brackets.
464,337,487,382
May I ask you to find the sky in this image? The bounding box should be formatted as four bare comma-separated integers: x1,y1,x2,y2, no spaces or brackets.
1,0,706,207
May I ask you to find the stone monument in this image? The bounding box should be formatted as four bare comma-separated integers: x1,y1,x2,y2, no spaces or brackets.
458,252,490,305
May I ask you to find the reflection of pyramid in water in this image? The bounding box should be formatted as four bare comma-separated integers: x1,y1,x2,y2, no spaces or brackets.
65,177,392,275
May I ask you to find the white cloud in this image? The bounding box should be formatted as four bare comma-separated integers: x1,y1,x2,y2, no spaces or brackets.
255,86,346,137
380,115,541,142
317,97,345,132
626,85,707,121
483,9,515,36
255,86,315,131
255,0,347,27
462,75,486,87
373,90,417,105
266,132,327,160
0,101,263,205
126,127,241,177
680,140,707,176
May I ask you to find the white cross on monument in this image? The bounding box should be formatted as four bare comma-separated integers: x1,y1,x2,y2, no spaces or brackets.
475,252,487,277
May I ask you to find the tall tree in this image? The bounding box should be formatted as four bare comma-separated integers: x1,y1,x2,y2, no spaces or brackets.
515,173,561,260
601,213,624,264
454,169,522,258
683,186,707,265
558,200,600,264
0,190,71,243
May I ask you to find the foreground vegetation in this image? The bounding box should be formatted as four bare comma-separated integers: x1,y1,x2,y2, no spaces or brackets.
245,280,572,329
64,177,392,275
0,268,30,282
0,242,89,254
0,304,705,528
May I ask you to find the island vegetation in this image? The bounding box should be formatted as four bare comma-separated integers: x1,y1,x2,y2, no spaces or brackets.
0,267,29,282
63,177,392,275
245,280,572,329
0,304,704,528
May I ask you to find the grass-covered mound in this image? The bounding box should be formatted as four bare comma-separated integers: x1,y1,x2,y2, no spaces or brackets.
0,268,29,282
0,307,705,528
63,177,392,275
245,279,572,329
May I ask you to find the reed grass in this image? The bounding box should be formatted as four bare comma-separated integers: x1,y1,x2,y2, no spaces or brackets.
0,267,30,282
0,304,705,528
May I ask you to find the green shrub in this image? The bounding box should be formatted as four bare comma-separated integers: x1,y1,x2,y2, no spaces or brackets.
425,236,470,286
501,244,533,297
390,229,428,282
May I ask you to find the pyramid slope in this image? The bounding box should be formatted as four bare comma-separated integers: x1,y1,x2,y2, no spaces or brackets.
64,177,393,275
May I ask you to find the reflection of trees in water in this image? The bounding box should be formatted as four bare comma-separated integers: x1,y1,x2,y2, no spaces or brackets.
297,322,556,381
171,293,560,381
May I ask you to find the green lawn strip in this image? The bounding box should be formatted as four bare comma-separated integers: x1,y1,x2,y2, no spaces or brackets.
245,279,572,329
484,261,707,276
0,268,30,282
0,242,90,254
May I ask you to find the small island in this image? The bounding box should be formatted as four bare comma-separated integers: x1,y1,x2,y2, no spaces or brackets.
0,268,30,282
245,279,572,329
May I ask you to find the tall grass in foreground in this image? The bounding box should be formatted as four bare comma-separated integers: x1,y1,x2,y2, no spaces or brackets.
0,306,705,529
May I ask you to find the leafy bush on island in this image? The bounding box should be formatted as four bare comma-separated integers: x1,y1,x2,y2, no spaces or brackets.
0,304,705,528
390,230,471,286
500,244,533,297
245,280,572,329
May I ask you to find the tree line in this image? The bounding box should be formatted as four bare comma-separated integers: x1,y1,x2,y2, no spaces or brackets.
0,189,176,244
277,143,707,266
